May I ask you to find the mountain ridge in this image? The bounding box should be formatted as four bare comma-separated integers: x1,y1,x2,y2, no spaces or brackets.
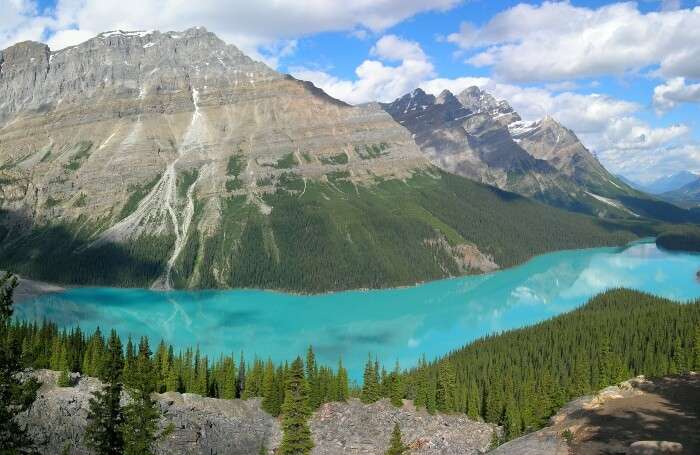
0,27,687,292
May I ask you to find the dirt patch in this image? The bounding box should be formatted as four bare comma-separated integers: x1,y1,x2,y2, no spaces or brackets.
570,374,700,454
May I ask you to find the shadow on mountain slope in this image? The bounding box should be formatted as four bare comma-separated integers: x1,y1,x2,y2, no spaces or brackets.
0,209,171,287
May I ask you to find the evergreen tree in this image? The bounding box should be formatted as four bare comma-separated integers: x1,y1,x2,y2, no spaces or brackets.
220,356,237,399
165,365,180,392
279,357,313,455
384,422,408,455
504,398,521,439
122,335,169,455
466,378,480,420
670,337,685,374
262,359,280,416
693,325,700,370
236,353,246,398
0,272,39,453
389,361,403,408
436,361,456,412
84,330,124,455
336,359,349,402
361,357,380,403
306,346,321,410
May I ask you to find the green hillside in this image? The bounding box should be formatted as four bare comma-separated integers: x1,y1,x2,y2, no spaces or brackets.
400,289,700,438
0,169,654,292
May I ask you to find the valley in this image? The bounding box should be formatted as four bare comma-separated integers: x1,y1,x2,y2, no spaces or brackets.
1,22,699,455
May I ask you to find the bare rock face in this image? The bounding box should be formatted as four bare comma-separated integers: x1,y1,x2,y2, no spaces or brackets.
17,370,496,455
382,86,646,218
381,88,584,209
0,27,427,225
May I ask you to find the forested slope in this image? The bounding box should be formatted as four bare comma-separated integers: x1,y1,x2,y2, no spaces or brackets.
0,170,644,292
400,289,700,439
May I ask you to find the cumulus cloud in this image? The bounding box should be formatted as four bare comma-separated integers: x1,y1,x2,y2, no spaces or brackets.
653,77,700,112
447,2,700,82
291,35,435,104
0,0,460,61
296,33,696,180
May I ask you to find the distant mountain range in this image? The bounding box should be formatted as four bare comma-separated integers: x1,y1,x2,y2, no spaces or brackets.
0,27,696,292
628,171,699,194
660,177,700,208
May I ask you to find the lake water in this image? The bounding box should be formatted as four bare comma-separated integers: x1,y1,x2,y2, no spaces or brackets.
15,241,700,380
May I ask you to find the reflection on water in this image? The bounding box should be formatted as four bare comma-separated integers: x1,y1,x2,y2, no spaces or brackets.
16,242,700,379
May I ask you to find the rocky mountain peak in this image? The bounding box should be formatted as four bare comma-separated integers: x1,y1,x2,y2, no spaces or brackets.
456,86,520,126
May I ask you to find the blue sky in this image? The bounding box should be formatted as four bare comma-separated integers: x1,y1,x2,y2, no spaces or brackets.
3,0,700,182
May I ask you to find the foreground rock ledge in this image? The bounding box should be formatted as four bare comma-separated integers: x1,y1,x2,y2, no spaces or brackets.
18,370,496,454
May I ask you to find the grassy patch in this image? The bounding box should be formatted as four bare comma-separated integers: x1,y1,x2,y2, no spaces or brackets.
176,169,199,199
356,143,389,160
320,153,349,165
73,193,88,207
63,141,93,172
119,175,161,220
227,154,245,177
270,153,298,169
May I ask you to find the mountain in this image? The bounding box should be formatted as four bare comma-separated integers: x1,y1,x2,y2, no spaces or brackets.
637,171,699,194
383,86,697,222
0,28,665,292
660,177,700,208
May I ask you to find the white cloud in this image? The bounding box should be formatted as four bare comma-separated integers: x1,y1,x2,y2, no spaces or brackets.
602,143,700,182
653,77,700,112
292,35,435,104
371,34,426,61
0,0,460,61
419,76,696,181
447,2,700,82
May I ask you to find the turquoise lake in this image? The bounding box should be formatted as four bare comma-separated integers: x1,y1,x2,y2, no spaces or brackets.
15,241,700,380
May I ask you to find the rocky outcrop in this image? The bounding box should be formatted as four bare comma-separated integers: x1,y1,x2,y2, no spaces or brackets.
491,374,700,455
18,370,497,454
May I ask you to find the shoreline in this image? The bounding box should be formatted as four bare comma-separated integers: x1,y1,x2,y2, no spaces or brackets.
12,275,65,303
8,238,658,302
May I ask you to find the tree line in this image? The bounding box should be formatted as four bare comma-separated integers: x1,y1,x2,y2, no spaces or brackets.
3,271,699,453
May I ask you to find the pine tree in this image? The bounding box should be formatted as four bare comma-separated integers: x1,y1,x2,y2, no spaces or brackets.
389,361,403,408
361,357,380,403
336,359,349,402
426,378,437,415
237,353,246,398
384,422,408,455
262,359,280,416
121,335,169,455
693,325,700,370
0,272,39,452
436,361,456,412
279,357,313,455
220,356,236,399
670,337,685,374
306,347,321,410
504,398,521,439
466,378,480,420
84,330,124,455
166,365,180,392
123,337,135,387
